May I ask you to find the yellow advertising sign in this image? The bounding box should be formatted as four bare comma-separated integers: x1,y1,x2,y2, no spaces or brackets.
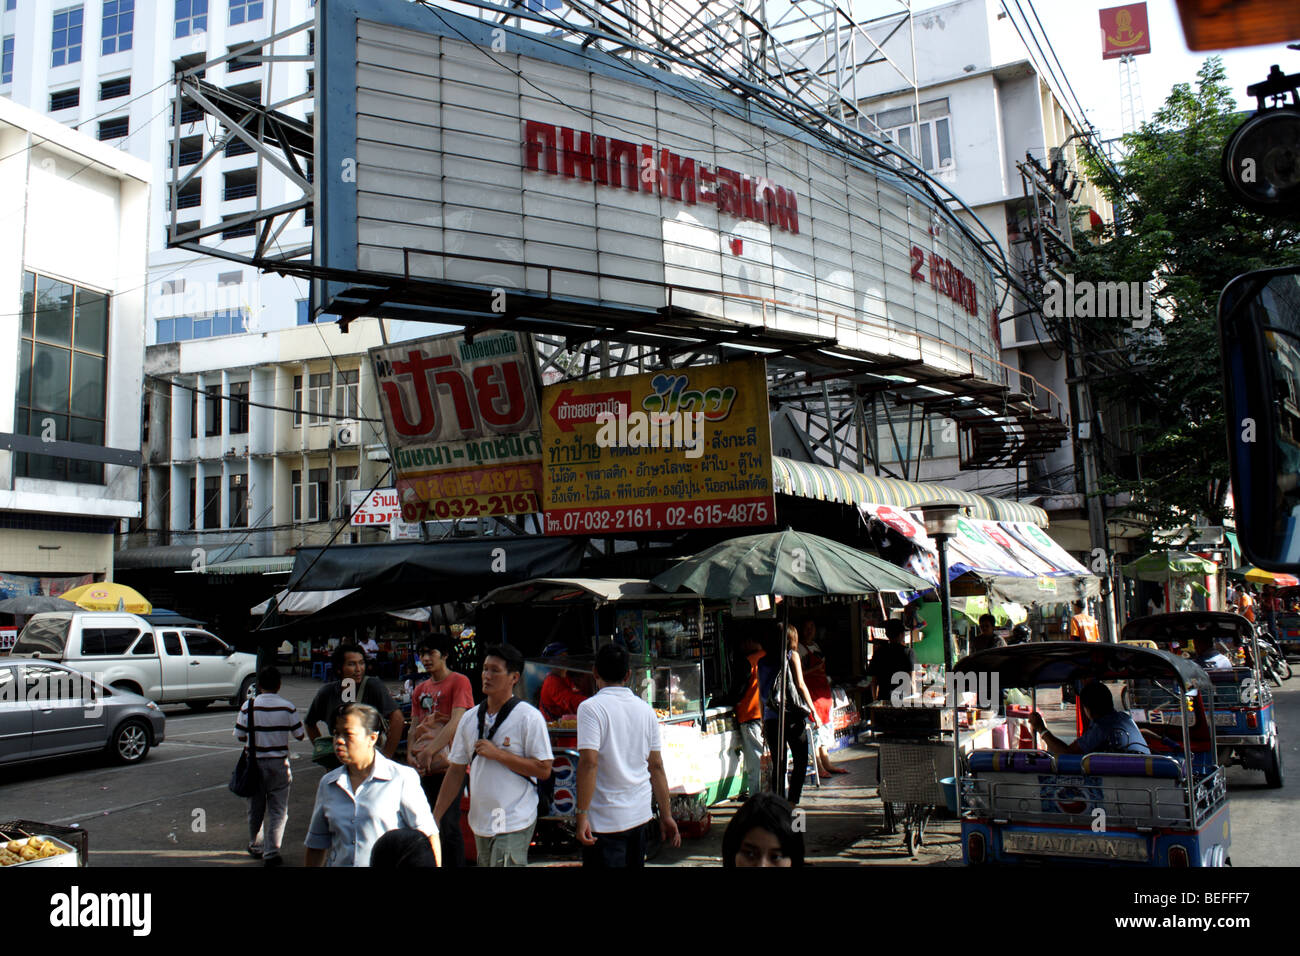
541,358,774,534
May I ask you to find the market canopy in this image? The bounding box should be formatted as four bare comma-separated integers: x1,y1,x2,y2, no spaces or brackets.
860,503,1099,604
1122,551,1219,582
651,528,933,599
281,535,588,618
1225,564,1300,587
773,457,1049,526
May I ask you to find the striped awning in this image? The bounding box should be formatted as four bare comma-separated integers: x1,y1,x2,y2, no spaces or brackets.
772,457,1049,527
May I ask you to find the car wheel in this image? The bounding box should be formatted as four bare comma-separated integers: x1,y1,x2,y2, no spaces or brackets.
111,681,142,697
187,700,211,711
110,719,151,765
231,676,255,708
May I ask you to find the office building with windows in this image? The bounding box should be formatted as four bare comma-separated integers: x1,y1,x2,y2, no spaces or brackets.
0,95,148,593
0,1,364,572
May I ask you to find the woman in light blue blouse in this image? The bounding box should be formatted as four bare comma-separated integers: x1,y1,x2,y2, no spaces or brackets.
305,704,440,867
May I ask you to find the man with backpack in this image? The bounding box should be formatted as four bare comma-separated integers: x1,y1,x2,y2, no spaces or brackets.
433,644,552,867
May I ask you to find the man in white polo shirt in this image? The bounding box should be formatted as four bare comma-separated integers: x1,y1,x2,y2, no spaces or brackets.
576,643,681,867
434,644,552,867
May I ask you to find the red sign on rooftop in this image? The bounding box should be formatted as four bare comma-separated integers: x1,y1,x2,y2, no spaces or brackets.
1100,3,1152,59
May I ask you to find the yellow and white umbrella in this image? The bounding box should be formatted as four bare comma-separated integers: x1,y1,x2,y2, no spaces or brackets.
60,582,152,614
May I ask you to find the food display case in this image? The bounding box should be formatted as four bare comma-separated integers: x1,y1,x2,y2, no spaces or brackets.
628,658,705,725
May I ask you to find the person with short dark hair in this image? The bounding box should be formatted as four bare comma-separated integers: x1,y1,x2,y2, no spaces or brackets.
1028,681,1149,755
722,792,805,867
434,644,553,867
1192,634,1233,670
1068,600,1100,643
868,619,919,703
234,665,305,866
304,703,439,867
576,642,681,867
972,613,1004,654
306,643,405,765
369,828,439,867
408,631,474,867
539,641,590,721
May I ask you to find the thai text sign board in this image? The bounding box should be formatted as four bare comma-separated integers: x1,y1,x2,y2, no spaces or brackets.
370,330,544,519
541,358,774,534
349,488,401,526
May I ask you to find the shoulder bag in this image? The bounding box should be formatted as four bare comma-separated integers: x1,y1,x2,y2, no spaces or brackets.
230,694,262,797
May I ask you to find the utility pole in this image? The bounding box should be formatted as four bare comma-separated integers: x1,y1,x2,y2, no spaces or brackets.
1021,148,1116,641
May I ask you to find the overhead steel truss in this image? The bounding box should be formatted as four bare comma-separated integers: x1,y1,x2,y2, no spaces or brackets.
167,2,1067,476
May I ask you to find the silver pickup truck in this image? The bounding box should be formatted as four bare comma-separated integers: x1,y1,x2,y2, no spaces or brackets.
9,612,257,710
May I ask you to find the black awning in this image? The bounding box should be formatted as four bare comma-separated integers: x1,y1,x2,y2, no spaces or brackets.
285,536,589,611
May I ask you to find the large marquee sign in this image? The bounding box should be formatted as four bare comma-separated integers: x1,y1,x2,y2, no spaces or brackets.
540,358,775,534
317,0,1002,383
370,330,544,520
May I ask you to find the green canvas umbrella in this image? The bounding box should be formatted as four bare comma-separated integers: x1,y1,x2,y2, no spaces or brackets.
650,528,932,599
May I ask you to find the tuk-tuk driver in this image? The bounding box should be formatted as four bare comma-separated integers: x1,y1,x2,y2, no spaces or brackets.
1191,635,1232,670
1028,681,1150,756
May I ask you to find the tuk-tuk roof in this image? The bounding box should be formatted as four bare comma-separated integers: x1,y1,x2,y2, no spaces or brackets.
1121,611,1255,646
955,641,1213,696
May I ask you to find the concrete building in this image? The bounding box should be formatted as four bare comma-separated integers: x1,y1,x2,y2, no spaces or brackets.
0,94,148,593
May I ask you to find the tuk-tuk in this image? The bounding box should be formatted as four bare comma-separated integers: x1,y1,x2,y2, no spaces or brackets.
955,642,1231,867
1122,612,1283,788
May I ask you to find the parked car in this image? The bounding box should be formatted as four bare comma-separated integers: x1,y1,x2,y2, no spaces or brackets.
0,658,165,766
9,612,256,710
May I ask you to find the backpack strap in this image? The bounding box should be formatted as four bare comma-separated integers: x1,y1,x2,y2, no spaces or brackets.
478,696,521,743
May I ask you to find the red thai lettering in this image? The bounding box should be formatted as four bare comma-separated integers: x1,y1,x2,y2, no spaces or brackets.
559,127,593,181
593,135,608,185
776,187,798,234
473,361,530,428
608,139,639,191
523,120,557,174
668,153,696,203
431,364,477,435
716,168,742,216
698,165,715,204
381,351,450,438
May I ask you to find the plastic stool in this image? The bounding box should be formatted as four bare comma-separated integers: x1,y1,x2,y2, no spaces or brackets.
312,662,333,682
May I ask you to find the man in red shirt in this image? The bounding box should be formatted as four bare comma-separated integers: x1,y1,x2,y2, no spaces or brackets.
409,633,474,867
539,643,590,721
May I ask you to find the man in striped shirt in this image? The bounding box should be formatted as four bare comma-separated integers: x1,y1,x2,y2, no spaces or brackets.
235,667,306,866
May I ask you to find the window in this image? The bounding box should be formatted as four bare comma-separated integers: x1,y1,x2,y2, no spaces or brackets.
868,98,953,173
101,0,133,55
293,374,303,427
49,87,79,111
224,137,253,157
334,465,358,520
218,271,242,286
80,627,141,656
190,388,197,438
228,0,262,27
14,271,108,484
177,96,203,123
131,633,156,655
292,468,328,522
97,116,128,140
228,380,249,434
51,6,82,67
24,663,84,699
308,372,329,425
227,44,260,72
202,474,220,528
335,369,359,419
223,171,257,200
221,216,255,239
100,77,131,101
524,0,563,10
4,1,13,12
187,476,196,529
1,36,12,86
161,279,185,295
204,383,222,436
183,631,227,656
174,0,206,39
229,474,248,527
296,299,309,326
161,631,182,655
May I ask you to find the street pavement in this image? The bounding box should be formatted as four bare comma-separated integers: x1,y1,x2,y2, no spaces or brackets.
2,674,1296,866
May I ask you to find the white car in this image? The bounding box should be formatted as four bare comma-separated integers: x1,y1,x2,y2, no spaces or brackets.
9,613,257,710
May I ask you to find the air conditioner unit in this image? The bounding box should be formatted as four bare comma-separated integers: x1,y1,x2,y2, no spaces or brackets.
336,421,359,446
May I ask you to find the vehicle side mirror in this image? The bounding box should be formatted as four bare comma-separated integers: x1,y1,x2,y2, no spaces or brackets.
1218,266,1300,571
223,645,234,657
